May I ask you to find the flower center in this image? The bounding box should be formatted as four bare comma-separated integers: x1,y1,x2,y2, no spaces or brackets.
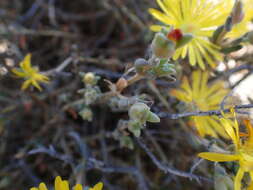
181,24,197,34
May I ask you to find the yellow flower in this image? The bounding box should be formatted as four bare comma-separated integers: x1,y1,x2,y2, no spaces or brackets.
30,176,103,190
170,70,228,138
198,113,253,190
227,0,253,38
12,54,49,91
149,0,229,69
30,176,81,190
88,182,103,190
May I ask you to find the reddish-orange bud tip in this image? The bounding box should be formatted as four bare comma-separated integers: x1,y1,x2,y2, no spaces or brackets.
167,29,183,42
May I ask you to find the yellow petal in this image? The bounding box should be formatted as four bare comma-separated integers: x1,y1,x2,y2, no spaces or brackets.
31,80,42,91
192,70,201,99
199,72,209,97
12,68,26,77
234,168,244,190
220,118,239,150
241,153,253,162
21,53,32,72
93,182,103,190
244,120,253,145
61,180,69,190
39,183,48,190
150,25,163,32
30,188,39,190
181,76,192,98
170,89,191,102
21,80,32,90
55,176,62,190
73,184,83,190
198,152,239,162
188,44,196,66
148,8,173,25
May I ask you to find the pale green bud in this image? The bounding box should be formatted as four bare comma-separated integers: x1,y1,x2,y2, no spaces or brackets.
146,112,160,123
134,58,150,74
81,72,100,86
83,72,95,84
151,33,175,59
84,87,100,105
129,102,150,123
152,59,176,77
79,108,93,121
128,102,160,124
176,33,193,49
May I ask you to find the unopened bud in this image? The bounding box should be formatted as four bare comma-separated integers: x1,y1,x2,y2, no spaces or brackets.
134,58,150,74
84,88,100,105
129,102,150,123
231,0,244,25
152,59,176,77
79,107,93,121
160,27,171,36
167,29,183,42
83,72,95,85
151,32,175,59
128,102,160,124
176,33,193,49
146,112,160,123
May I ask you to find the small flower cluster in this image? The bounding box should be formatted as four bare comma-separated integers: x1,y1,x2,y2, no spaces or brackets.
77,72,101,121
12,54,49,91
30,176,103,190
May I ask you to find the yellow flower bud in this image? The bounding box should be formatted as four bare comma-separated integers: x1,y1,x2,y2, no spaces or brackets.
83,72,95,85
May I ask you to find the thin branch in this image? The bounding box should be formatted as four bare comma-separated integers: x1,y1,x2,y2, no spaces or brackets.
158,104,253,119
135,138,213,184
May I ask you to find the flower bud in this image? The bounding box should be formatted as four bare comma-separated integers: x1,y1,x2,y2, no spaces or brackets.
151,59,176,78
134,58,150,74
160,27,171,36
129,102,150,123
231,0,244,25
176,33,193,49
84,87,100,105
151,32,175,59
79,107,93,121
167,29,183,42
128,102,160,124
146,112,160,123
83,72,95,84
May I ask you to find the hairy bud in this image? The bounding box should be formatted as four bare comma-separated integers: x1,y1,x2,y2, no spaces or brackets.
151,32,175,59
231,0,244,25
134,58,150,74
79,107,93,121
